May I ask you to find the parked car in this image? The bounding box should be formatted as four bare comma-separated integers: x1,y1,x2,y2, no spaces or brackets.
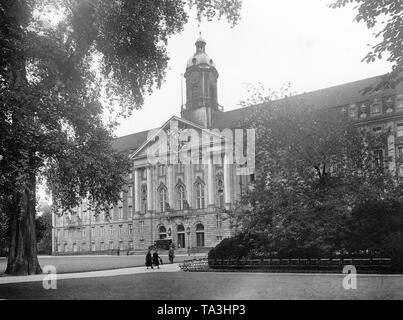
153,239,173,250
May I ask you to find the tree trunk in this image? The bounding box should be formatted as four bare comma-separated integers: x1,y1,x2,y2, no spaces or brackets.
5,173,42,276
3,0,42,276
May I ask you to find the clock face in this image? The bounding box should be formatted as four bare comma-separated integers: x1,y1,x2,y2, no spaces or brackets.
189,71,199,84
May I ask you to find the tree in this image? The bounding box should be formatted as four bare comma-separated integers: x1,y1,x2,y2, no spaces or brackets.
0,0,241,275
238,89,401,255
330,0,403,89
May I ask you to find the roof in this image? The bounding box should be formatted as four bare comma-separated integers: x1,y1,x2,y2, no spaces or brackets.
212,74,397,129
113,74,397,152
112,129,153,153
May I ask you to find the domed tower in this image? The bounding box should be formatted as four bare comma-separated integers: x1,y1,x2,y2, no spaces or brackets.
181,34,222,128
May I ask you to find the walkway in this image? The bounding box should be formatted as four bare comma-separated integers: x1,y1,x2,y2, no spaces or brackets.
0,262,181,285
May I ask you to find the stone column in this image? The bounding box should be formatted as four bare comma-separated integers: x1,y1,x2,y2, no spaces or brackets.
146,166,153,211
223,154,232,205
387,122,396,173
134,168,140,213
185,164,192,207
207,156,215,206
167,164,175,209
51,211,55,254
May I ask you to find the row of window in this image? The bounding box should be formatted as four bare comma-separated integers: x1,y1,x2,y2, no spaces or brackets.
370,123,403,138
58,224,133,239
57,240,133,253
345,95,403,119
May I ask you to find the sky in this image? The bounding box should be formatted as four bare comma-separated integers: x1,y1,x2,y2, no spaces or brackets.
115,0,392,137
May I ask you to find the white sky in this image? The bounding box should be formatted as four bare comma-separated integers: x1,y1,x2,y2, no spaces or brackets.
115,0,392,137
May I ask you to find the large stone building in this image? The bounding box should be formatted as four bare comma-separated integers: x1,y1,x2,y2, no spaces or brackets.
51,36,403,255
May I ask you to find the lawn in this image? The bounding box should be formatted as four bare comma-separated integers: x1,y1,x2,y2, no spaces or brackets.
1,272,402,299
0,254,191,275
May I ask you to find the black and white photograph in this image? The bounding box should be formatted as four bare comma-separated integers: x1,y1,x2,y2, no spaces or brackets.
1,0,403,307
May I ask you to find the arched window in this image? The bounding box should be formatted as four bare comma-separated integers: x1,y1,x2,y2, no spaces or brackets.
159,226,167,240
158,183,168,212
140,184,147,213
192,85,198,102
195,180,205,209
177,224,185,248
196,223,205,247
176,183,186,210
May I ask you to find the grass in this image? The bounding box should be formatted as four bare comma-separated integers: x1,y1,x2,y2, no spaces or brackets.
0,254,190,275
1,272,403,299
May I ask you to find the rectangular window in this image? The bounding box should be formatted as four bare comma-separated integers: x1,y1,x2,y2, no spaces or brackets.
109,225,113,236
118,207,123,220
373,149,384,168
100,226,104,237
100,242,105,251
397,123,403,138
129,224,133,235
91,227,95,237
119,225,123,236
128,206,133,218
196,232,205,247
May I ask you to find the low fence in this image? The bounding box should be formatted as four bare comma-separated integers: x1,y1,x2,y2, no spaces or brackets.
208,257,393,273
180,257,394,273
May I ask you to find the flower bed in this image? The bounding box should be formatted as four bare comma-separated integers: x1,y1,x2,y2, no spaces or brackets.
179,258,209,272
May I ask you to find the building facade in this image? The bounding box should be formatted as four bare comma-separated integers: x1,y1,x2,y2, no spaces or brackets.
51,36,403,254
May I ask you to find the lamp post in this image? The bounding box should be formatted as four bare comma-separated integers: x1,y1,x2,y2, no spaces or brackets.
186,226,190,256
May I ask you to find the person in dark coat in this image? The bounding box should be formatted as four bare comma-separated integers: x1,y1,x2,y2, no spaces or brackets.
146,250,153,269
168,245,175,264
152,250,163,269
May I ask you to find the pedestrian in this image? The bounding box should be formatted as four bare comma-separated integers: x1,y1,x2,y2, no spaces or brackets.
146,250,153,269
168,245,175,264
152,250,163,269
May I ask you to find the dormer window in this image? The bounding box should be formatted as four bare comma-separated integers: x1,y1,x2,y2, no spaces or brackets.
360,103,367,118
371,99,381,115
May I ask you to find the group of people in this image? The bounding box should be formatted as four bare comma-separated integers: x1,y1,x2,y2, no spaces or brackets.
145,245,175,269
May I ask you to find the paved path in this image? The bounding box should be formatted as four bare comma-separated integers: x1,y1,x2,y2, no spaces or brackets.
0,263,181,284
